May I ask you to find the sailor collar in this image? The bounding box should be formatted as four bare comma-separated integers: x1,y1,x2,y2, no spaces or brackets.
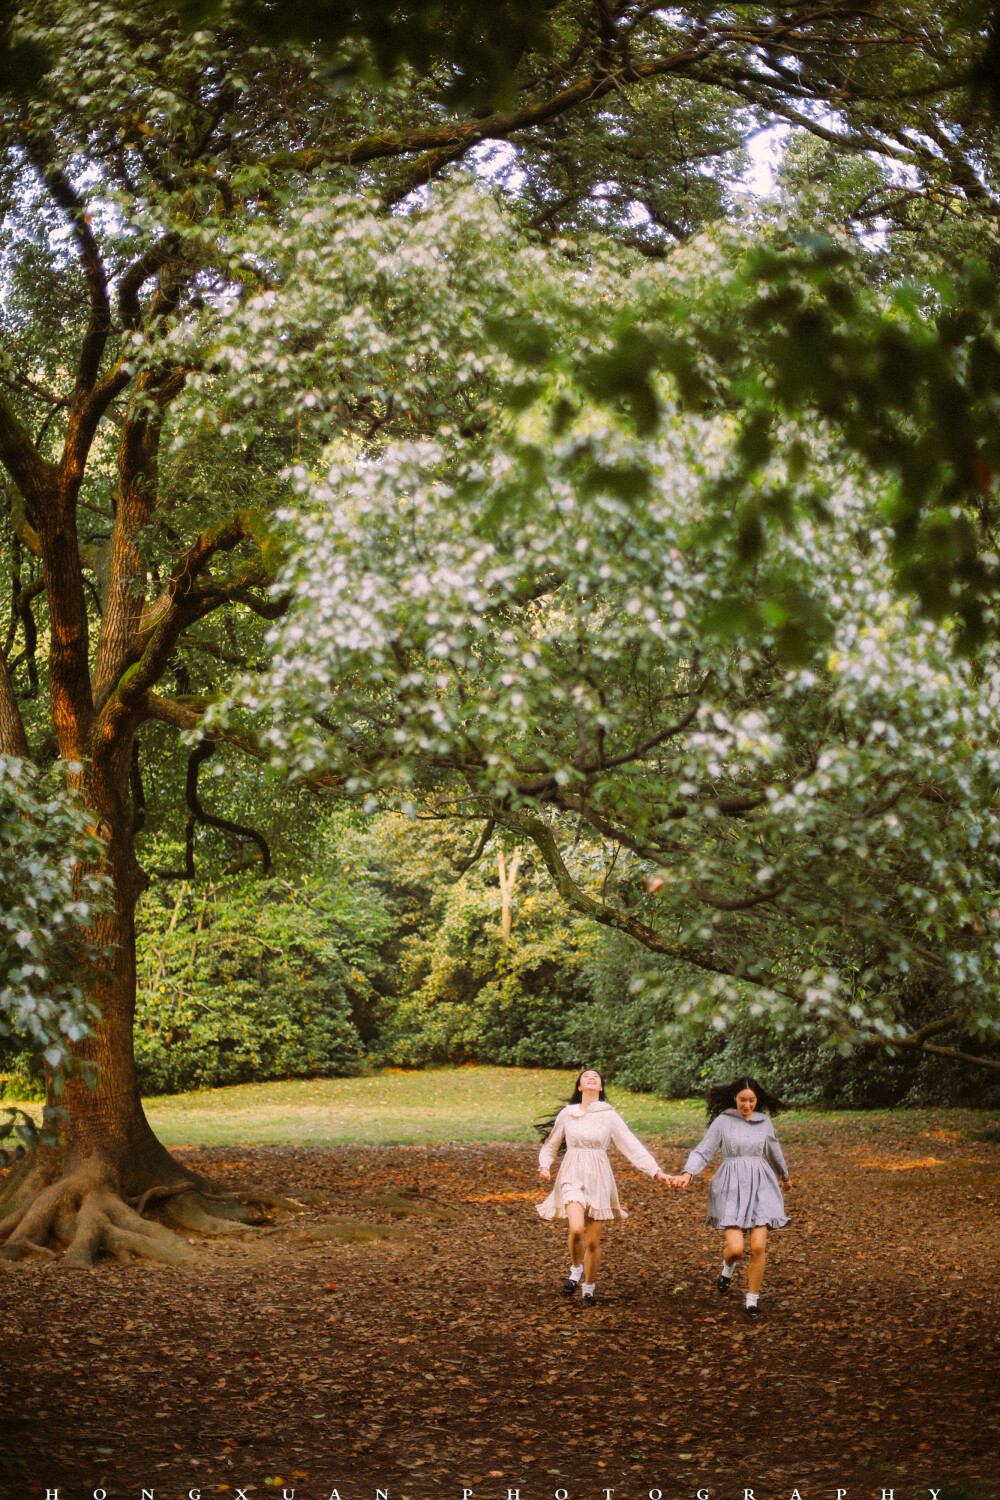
722,1108,766,1122
567,1100,614,1117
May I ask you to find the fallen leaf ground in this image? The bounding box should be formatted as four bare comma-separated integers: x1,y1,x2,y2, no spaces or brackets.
3,1115,998,1500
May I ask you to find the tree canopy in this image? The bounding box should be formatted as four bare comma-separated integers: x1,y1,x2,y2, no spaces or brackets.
184,184,999,1073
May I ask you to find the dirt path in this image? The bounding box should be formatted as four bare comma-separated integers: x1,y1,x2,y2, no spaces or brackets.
2,1121,998,1500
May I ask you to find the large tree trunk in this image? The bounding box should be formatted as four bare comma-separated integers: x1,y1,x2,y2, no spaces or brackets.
58,774,181,1194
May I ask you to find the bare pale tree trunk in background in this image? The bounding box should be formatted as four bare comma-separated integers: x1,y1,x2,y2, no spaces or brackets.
497,847,521,941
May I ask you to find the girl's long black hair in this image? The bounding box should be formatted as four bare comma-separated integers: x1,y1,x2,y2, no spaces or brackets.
706,1075,786,1121
535,1070,608,1145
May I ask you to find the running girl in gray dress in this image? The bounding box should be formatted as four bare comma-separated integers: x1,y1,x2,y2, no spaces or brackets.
669,1075,791,1318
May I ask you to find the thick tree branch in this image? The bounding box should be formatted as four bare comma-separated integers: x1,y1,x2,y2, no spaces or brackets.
269,43,729,175
141,692,268,764
117,237,181,331
21,139,112,399
92,366,189,701
0,650,29,757
99,512,271,734
865,1014,1000,1074
496,805,790,988
0,396,57,510
205,582,290,621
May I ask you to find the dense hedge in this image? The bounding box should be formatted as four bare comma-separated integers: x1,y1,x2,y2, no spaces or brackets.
131,855,390,1094
5,814,998,1106
121,822,1000,1110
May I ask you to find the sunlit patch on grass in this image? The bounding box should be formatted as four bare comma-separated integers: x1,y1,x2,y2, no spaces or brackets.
860,1156,947,1170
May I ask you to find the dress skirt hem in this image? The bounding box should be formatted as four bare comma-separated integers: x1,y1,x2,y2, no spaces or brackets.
704,1157,789,1231
536,1147,628,1222
705,1212,789,1230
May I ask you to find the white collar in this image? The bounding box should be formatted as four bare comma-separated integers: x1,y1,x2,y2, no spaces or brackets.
722,1108,766,1122
567,1100,614,1116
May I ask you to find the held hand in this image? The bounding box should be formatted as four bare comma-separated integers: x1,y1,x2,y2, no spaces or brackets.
673,1172,692,1189
539,1167,552,1182
653,1169,670,1185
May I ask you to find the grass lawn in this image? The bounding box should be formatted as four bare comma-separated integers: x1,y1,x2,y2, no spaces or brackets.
8,1064,999,1148
140,1065,706,1147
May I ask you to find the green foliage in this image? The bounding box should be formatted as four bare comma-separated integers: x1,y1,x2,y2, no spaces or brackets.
0,757,106,1090
591,999,1000,1110
209,185,1000,1072
730,244,1000,650
5,0,1000,1124
133,840,391,1091
352,819,1000,1107
157,0,552,111
383,883,600,1068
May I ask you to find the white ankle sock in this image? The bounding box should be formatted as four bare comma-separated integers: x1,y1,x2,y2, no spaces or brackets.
720,1259,735,1279
568,1264,583,1281
581,1282,596,1296
745,1291,759,1307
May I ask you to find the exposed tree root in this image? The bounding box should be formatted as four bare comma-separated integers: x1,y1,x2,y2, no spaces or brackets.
0,1161,196,1268
160,1188,260,1236
0,1153,305,1268
226,1187,307,1213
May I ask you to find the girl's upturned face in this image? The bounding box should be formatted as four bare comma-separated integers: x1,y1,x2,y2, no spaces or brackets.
578,1070,603,1094
735,1087,758,1118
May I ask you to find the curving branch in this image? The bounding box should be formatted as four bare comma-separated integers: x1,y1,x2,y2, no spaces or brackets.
100,513,274,729
117,236,181,331
183,740,271,877
0,397,56,513
447,817,497,875
864,1014,1000,1074
141,691,268,764
20,136,111,399
495,803,793,990
268,40,730,177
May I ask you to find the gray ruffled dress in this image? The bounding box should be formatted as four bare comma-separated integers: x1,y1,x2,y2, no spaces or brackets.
682,1109,790,1230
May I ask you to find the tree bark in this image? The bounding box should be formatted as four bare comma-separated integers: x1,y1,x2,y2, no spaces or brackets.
497,846,521,941
55,757,184,1195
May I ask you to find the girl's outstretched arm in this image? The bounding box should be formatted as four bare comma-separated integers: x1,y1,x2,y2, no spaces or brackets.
609,1112,661,1176
539,1109,567,1180
680,1115,725,1178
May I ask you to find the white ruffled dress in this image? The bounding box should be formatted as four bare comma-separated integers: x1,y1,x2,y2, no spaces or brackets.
536,1100,661,1222
682,1109,790,1230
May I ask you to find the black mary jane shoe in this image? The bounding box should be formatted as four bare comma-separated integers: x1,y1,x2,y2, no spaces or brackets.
745,1301,761,1319
581,1291,597,1307
561,1277,581,1296
716,1272,733,1294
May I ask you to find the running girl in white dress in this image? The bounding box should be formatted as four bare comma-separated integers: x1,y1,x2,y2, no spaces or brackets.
670,1074,791,1318
537,1068,670,1306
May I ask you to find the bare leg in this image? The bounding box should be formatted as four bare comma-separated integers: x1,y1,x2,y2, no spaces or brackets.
723,1227,745,1269
583,1217,602,1284
747,1225,768,1293
565,1200,586,1271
